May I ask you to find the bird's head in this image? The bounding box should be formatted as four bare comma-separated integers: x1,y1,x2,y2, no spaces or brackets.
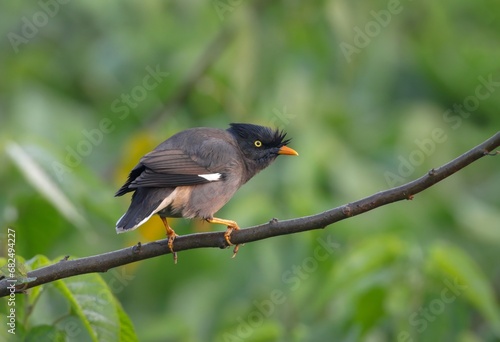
227,123,298,175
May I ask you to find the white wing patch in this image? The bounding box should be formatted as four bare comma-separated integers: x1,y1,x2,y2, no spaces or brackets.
199,173,221,181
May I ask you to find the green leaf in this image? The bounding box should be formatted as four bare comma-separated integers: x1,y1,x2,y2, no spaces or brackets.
354,286,386,333
428,242,500,336
5,142,89,230
332,235,405,287
310,235,405,323
24,324,65,342
52,262,138,342
115,296,138,342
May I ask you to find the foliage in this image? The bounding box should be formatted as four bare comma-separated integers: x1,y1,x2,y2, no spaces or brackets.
1,0,499,341
0,255,137,342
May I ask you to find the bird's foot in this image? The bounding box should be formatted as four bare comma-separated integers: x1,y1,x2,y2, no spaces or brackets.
223,224,241,258
208,217,242,258
162,217,179,264
167,231,179,264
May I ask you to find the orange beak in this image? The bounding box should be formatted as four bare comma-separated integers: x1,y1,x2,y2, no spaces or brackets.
278,146,299,156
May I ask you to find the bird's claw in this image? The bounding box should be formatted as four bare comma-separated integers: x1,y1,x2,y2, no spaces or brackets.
207,217,242,258
167,233,179,264
224,226,242,258
161,217,179,264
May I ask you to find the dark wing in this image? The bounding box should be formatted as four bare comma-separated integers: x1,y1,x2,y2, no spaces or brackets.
115,149,220,196
141,150,210,174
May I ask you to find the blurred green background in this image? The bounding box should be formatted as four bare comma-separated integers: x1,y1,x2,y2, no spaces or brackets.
1,0,500,341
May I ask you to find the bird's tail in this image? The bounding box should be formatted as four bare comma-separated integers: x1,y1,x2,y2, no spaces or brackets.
116,188,173,232
115,206,154,233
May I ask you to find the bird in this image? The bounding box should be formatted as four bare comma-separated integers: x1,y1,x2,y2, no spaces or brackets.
115,123,298,262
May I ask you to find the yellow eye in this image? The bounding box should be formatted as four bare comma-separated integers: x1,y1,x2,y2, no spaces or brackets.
254,140,262,147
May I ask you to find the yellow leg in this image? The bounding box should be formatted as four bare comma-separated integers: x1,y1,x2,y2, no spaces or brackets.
161,217,178,264
207,217,241,258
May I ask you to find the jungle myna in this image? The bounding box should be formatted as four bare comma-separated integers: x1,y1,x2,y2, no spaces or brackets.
115,123,298,262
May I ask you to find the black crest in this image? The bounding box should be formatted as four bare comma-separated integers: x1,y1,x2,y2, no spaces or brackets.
228,123,291,147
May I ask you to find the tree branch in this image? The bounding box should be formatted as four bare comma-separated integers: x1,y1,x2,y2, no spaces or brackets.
1,132,499,297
